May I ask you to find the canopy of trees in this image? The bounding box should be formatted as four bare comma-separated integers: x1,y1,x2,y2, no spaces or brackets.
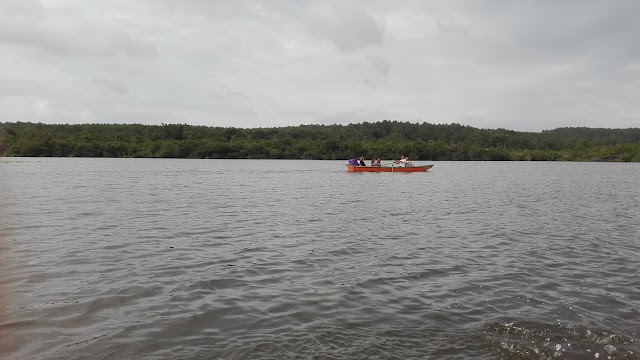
1,121,639,161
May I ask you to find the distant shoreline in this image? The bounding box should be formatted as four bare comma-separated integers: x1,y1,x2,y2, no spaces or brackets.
1,121,639,162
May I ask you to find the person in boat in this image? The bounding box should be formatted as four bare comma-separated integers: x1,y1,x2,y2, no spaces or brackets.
358,156,366,166
348,158,359,166
373,158,381,166
370,158,376,166
394,155,408,167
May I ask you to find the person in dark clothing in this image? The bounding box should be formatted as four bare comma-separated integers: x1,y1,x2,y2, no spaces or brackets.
358,156,366,166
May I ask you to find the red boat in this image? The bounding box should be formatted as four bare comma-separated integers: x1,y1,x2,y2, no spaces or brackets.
347,164,433,173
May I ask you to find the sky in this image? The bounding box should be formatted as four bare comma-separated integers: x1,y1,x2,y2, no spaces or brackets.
1,0,639,132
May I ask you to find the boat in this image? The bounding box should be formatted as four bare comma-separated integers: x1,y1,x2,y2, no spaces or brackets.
347,164,433,173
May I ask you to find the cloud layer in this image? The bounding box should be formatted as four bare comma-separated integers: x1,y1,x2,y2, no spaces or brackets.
1,0,639,131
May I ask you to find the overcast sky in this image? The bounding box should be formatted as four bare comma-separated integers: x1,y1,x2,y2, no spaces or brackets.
1,0,639,131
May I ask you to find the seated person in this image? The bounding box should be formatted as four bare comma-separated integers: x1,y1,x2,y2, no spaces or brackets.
394,155,408,166
358,156,366,166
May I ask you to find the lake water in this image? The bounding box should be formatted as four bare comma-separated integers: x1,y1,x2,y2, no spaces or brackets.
0,158,639,359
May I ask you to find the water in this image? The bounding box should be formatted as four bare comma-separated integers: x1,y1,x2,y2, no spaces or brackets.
0,158,639,359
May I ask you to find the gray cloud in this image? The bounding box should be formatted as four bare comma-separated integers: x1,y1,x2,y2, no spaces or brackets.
0,0,157,58
308,3,386,52
92,77,129,95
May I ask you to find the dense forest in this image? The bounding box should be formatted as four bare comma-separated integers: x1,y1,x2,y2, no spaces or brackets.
1,121,639,161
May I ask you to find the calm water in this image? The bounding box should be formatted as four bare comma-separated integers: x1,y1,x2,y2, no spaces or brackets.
0,158,639,359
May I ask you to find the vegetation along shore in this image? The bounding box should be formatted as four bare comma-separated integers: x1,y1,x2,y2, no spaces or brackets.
1,121,639,161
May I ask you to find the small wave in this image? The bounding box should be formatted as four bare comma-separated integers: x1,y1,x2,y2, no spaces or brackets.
484,319,638,359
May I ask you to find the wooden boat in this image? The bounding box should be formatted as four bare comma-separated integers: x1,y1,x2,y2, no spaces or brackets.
347,164,433,173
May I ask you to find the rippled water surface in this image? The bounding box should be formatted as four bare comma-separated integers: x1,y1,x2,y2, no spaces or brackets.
1,158,639,359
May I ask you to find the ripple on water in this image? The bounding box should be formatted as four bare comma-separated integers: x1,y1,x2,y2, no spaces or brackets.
484,319,638,360
1,159,639,359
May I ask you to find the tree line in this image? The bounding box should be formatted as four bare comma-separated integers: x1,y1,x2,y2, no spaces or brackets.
1,121,639,161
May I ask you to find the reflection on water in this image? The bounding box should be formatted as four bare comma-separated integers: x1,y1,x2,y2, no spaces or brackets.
0,159,639,359
0,235,9,357
0,174,13,357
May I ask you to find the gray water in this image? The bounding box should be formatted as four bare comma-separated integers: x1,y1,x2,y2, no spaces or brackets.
0,158,639,360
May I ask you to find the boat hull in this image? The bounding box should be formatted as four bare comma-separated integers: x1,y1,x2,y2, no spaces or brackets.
347,165,433,173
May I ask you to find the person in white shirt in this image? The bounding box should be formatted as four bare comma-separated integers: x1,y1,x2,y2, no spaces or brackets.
395,155,409,167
